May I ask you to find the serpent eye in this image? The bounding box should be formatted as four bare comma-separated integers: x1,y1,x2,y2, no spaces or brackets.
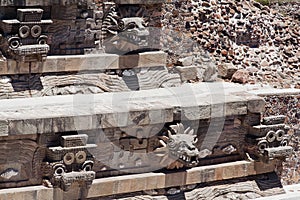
193,137,198,144
168,138,176,148
128,22,136,29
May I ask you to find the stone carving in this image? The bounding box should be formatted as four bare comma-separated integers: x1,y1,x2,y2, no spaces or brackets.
101,2,120,45
42,134,97,191
52,171,95,192
0,2,153,58
256,129,292,161
0,8,52,62
0,0,296,199
101,2,150,53
105,123,200,171
222,144,237,155
154,123,200,169
48,1,102,55
245,115,293,162
119,17,149,45
0,168,18,180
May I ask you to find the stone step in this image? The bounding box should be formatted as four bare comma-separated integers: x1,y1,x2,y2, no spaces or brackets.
114,0,167,4
0,0,168,6
0,82,264,136
0,160,278,199
0,51,167,75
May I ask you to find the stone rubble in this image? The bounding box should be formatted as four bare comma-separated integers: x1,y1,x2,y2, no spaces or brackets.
270,1,300,21
161,0,300,88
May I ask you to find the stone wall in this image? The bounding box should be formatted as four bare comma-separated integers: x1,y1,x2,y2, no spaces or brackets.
270,1,300,21
160,0,300,88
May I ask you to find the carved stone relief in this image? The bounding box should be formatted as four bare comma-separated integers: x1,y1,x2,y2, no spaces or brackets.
0,138,41,188
0,1,157,59
255,129,292,161
101,2,151,53
0,8,52,62
48,2,102,55
42,134,97,191
154,123,200,169
245,115,293,162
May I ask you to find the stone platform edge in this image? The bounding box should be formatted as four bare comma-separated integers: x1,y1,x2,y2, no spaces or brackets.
0,160,278,200
0,82,265,136
0,0,168,6
0,51,167,75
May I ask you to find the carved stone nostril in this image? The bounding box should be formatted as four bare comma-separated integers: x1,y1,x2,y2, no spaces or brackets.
189,147,196,151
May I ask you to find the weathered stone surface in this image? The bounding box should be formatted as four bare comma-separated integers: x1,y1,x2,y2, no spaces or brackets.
232,69,249,84
0,82,266,135
0,52,168,75
0,138,41,188
0,160,278,199
114,0,166,4
250,88,300,97
263,94,300,185
89,160,276,197
119,51,167,69
235,92,266,113
262,115,286,126
178,56,194,66
0,186,52,200
249,124,286,137
0,1,297,198
0,120,8,136
264,146,293,160
217,63,238,79
0,60,7,75
175,66,198,82
271,2,300,21
161,0,300,88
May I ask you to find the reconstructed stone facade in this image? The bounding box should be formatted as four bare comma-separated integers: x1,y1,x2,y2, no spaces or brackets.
0,0,297,199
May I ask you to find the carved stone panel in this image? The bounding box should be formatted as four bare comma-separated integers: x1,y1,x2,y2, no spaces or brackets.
245,115,293,162
0,8,52,62
0,137,41,189
42,133,97,191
